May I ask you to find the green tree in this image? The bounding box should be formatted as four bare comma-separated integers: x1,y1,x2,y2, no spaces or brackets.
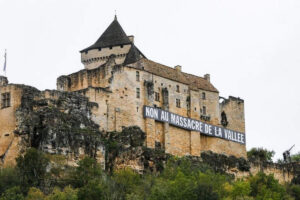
0,167,20,196
287,184,300,200
113,168,141,196
0,187,24,200
77,181,103,200
247,148,275,163
16,148,50,190
69,157,102,188
248,172,291,200
26,187,44,200
230,180,251,200
291,152,300,162
45,186,77,200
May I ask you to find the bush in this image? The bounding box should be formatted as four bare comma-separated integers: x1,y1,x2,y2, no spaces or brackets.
45,186,78,200
16,148,50,191
292,152,300,162
247,148,275,163
26,187,44,200
0,186,24,200
68,157,102,188
0,168,20,196
77,181,103,200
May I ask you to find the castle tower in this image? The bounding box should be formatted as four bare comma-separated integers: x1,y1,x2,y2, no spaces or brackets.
80,16,145,69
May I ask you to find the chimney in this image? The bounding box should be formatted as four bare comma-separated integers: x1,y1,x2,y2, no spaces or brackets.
0,76,8,86
128,35,134,43
174,65,182,72
204,74,210,82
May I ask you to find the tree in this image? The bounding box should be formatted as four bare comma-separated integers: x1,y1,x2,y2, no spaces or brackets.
248,172,291,200
0,187,24,200
291,152,300,162
69,157,102,188
45,186,78,200
113,168,141,196
26,187,44,200
287,184,300,200
77,181,103,200
0,168,20,196
247,148,275,163
16,148,50,190
230,180,251,200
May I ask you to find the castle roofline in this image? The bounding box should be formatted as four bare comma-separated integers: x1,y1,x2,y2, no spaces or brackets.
127,58,219,93
80,17,131,52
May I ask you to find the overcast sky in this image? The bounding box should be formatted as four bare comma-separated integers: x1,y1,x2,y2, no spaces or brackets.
0,0,300,160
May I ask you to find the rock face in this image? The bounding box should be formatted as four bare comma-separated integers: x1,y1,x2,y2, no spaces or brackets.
104,126,167,173
13,88,105,166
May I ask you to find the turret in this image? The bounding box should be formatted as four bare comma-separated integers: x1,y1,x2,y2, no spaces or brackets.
80,16,145,70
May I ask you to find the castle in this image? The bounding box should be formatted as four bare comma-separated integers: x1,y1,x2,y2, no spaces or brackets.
0,16,246,165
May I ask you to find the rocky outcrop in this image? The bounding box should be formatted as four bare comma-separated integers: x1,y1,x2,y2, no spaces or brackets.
104,126,167,174
13,88,105,166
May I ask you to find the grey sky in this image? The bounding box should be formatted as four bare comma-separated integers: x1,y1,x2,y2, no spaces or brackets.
0,0,299,160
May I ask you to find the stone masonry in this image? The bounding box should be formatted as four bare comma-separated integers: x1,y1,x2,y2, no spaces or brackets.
0,16,246,168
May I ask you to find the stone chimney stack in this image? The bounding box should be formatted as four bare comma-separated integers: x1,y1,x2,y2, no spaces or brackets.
128,35,134,43
204,74,210,82
0,76,8,86
174,65,182,72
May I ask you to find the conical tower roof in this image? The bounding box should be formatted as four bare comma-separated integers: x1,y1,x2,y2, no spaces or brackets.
81,16,131,52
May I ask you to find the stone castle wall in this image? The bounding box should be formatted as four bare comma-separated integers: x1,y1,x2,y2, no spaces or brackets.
57,59,247,158
0,84,24,166
81,44,131,70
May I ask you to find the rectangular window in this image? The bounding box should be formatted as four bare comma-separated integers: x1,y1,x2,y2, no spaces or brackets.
176,99,181,108
1,93,10,108
176,85,180,92
202,106,206,115
136,88,140,98
202,92,206,100
155,92,160,102
136,71,140,81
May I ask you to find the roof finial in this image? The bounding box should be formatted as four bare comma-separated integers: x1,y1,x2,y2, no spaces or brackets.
114,10,117,20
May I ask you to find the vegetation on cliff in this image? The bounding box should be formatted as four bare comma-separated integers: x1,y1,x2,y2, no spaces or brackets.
0,148,300,200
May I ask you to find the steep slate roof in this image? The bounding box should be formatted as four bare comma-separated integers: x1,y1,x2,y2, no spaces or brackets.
123,45,146,65
81,17,131,52
128,59,218,93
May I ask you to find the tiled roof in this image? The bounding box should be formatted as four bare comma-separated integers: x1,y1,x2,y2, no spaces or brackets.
80,18,131,52
128,59,218,93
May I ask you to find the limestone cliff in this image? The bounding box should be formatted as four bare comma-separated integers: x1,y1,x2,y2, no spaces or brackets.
1,86,105,166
